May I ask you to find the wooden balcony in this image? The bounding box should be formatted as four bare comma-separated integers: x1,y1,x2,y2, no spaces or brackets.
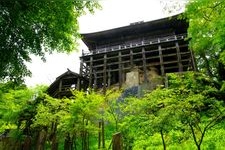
82,34,187,56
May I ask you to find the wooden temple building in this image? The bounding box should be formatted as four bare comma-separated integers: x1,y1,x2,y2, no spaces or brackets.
80,14,196,91
48,14,196,97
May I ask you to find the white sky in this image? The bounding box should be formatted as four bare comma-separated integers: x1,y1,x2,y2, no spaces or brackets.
25,0,185,87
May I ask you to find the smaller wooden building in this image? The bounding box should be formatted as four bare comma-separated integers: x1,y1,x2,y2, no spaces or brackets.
47,69,88,98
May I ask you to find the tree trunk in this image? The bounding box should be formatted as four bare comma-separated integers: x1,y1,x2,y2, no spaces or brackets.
98,121,101,149
22,136,32,150
36,129,47,150
51,122,58,150
160,130,166,150
51,134,58,150
73,134,77,150
64,134,72,150
102,119,105,148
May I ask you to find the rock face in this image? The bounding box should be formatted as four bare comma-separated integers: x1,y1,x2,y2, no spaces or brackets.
125,67,139,88
124,66,164,96
147,67,159,80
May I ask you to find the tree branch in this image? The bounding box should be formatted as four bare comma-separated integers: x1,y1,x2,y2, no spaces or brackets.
189,123,199,147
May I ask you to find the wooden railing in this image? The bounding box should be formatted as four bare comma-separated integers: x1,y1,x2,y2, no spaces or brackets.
82,34,187,56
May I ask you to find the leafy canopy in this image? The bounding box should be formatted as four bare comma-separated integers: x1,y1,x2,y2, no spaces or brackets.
0,0,100,83
184,0,225,80
121,72,225,149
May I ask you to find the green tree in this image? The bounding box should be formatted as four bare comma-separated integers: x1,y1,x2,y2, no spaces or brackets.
0,0,100,83
0,83,41,133
121,72,225,149
104,89,122,132
0,83,46,149
58,90,104,150
168,72,225,150
184,0,225,81
31,94,70,150
122,88,179,150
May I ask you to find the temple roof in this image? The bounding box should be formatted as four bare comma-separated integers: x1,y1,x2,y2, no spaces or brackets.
47,69,86,97
81,14,187,50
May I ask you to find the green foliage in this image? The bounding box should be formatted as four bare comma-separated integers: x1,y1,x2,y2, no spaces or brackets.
104,89,122,132
0,83,46,139
121,72,225,150
60,90,104,134
0,0,100,82
184,0,225,80
0,84,31,132
1,72,225,149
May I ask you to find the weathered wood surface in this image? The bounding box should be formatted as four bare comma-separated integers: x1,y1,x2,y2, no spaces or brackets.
112,132,123,150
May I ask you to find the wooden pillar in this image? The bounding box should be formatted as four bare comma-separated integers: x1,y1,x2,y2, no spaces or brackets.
175,42,183,72
158,45,165,76
108,71,111,87
94,71,97,90
76,78,80,91
78,58,84,90
142,47,148,82
130,49,134,68
89,56,93,88
103,54,107,94
190,50,197,71
119,51,122,88
121,64,125,84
